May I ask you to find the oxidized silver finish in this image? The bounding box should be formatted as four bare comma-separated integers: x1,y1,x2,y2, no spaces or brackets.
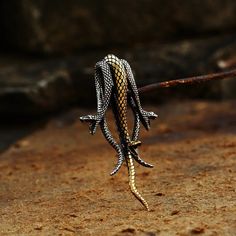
80,54,157,210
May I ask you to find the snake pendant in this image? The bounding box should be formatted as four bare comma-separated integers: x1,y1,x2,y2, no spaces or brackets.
80,54,157,211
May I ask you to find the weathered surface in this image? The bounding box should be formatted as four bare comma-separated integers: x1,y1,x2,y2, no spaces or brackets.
0,59,79,117
1,0,236,54
1,35,236,117
0,100,236,235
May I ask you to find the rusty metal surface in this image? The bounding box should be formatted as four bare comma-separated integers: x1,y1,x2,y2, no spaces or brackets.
138,68,236,94
0,100,236,235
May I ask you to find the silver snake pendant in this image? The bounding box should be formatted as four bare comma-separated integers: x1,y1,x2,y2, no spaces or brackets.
80,54,157,210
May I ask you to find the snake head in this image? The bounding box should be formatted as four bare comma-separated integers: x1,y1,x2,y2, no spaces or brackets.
148,111,158,120
80,115,99,135
141,111,158,130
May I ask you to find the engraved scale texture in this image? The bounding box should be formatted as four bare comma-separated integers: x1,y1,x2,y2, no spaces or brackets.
80,54,157,210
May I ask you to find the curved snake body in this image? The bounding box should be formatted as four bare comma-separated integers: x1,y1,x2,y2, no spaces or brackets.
80,54,157,210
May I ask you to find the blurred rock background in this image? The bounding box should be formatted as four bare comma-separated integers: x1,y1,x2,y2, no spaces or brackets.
0,0,236,117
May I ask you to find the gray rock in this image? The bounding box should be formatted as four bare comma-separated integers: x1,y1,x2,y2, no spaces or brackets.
1,0,236,54
0,60,78,117
0,35,236,117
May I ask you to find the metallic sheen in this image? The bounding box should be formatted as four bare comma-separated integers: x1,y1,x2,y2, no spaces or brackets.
80,54,157,210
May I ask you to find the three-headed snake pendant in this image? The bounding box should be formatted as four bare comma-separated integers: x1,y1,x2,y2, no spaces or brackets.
80,54,157,211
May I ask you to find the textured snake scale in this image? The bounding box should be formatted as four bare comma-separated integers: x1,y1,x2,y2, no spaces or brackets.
80,54,157,211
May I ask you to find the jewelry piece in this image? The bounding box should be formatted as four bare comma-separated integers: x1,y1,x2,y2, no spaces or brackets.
80,54,157,211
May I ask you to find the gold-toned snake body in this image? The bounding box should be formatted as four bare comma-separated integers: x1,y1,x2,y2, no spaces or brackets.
80,54,157,210
105,56,130,144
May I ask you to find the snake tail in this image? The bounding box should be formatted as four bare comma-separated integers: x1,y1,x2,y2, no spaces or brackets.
126,152,150,211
